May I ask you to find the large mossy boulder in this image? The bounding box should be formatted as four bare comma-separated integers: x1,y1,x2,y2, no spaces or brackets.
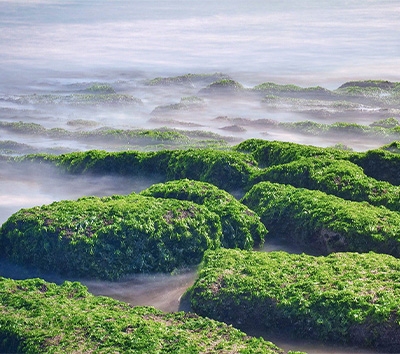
188,248,400,352
0,277,288,354
140,179,267,249
241,181,400,255
250,157,400,212
0,193,222,279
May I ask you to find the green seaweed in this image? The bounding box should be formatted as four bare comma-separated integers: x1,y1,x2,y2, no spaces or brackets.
201,79,245,93
0,193,222,279
350,148,400,185
0,277,286,353
234,139,400,186
241,181,400,255
140,179,267,249
370,117,400,129
84,83,116,94
189,249,400,351
145,73,231,86
253,82,328,93
250,157,400,212
234,139,349,168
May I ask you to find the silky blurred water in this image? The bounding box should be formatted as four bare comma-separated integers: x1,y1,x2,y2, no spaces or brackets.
1,0,399,89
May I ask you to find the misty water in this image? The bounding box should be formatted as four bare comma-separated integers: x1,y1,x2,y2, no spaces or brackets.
1,1,400,353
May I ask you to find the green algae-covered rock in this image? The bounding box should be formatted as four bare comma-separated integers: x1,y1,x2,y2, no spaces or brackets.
28,148,258,191
349,148,400,186
0,277,288,354
140,179,267,249
234,139,349,168
0,193,222,279
145,73,231,86
234,138,400,186
7,92,142,106
189,248,400,352
250,157,400,212
241,181,400,256
164,149,257,191
200,79,245,94
336,80,400,97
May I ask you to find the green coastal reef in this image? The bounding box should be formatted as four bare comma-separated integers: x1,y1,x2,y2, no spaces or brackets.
2,78,400,155
1,77,400,352
2,137,400,352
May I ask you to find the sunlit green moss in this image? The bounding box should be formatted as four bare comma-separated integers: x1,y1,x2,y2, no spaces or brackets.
0,277,287,354
0,193,222,279
241,181,400,255
234,139,349,168
250,157,400,212
234,139,400,186
189,249,400,351
141,179,267,249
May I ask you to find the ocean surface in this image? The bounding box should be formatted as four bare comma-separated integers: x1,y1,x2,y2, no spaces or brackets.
1,0,399,88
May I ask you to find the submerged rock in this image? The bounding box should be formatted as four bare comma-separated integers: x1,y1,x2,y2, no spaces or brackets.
338,80,399,90
199,79,245,95
151,96,205,114
145,73,231,87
